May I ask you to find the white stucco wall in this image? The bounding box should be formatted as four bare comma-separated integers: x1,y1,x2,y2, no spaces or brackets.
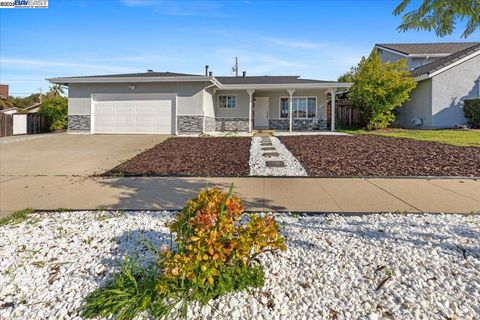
68,82,208,116
430,54,480,127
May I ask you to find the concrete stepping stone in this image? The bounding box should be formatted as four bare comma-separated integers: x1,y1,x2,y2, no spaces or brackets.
263,152,280,157
266,160,285,168
262,147,276,151
261,142,273,146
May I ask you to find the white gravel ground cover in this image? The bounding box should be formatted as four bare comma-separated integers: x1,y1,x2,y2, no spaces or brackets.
0,211,479,320
249,137,308,176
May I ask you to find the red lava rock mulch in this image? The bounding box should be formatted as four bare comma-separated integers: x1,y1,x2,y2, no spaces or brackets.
279,135,480,177
105,137,251,177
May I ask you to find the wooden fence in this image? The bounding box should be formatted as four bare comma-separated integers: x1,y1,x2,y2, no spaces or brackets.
0,113,50,137
327,100,366,129
27,114,50,134
0,113,13,137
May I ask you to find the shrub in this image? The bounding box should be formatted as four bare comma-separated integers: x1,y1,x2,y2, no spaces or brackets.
464,99,480,129
39,97,68,130
83,186,286,319
344,50,417,130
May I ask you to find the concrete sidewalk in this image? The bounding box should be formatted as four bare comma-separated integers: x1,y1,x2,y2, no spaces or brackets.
1,176,479,216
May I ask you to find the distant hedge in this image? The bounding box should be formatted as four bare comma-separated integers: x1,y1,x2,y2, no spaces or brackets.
464,99,480,129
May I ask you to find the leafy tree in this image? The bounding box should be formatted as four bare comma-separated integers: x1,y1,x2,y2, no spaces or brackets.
337,71,354,83
346,50,417,130
7,93,44,109
39,97,68,130
48,84,65,98
394,0,480,38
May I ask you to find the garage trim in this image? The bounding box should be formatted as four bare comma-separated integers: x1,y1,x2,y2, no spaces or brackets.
90,93,177,134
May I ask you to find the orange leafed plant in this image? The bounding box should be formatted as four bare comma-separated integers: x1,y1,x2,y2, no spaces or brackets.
160,187,286,288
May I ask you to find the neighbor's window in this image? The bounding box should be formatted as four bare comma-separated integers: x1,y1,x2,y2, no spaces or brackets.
280,97,316,118
218,95,237,109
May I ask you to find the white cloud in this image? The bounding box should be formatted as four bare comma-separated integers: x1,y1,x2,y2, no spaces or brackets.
1,58,138,74
120,0,228,17
268,38,327,49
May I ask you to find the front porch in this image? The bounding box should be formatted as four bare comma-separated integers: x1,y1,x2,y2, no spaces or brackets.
212,83,351,133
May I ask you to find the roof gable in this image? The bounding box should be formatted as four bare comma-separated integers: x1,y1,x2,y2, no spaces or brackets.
376,42,479,56
411,43,480,79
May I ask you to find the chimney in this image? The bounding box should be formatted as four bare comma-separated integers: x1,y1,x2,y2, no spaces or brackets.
147,69,154,73
242,71,247,78
209,71,213,76
205,65,209,76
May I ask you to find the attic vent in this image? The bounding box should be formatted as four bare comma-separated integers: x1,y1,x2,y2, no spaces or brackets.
147,69,154,73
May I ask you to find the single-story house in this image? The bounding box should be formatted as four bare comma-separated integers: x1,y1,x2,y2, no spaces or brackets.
47,69,351,135
375,42,480,128
1,102,42,115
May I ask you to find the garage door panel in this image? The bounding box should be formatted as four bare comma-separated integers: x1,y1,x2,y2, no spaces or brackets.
116,116,135,123
95,125,116,133
95,104,116,112
116,104,136,112
93,97,173,134
95,115,116,123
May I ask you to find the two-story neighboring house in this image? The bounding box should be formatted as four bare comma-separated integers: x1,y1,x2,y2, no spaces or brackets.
375,42,480,128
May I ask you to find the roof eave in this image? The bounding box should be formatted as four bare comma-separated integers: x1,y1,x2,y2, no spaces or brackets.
217,83,352,90
46,75,217,85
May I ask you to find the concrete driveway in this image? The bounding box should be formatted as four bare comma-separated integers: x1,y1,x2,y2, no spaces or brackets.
1,133,479,217
0,134,169,176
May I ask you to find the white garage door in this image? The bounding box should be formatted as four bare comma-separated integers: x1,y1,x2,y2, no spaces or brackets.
93,96,173,134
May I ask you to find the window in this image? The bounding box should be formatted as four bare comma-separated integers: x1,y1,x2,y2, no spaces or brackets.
279,97,316,118
218,95,237,109
280,98,289,118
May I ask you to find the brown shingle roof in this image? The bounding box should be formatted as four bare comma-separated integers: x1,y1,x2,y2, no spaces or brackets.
377,42,479,56
411,42,480,78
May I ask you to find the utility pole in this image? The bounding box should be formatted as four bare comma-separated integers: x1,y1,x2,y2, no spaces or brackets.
232,57,239,77
38,88,43,103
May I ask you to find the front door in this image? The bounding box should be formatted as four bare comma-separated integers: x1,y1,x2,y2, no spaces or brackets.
254,97,269,128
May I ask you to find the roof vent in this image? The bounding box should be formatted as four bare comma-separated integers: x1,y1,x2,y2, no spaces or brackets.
147,69,154,73
209,71,213,76
205,65,209,76
242,71,247,77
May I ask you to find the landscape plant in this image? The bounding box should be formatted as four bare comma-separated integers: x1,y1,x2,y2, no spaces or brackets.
340,50,417,130
39,96,68,130
83,186,286,319
463,99,480,129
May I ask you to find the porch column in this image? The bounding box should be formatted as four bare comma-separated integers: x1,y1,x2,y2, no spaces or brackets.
287,89,295,132
247,89,255,132
329,88,336,132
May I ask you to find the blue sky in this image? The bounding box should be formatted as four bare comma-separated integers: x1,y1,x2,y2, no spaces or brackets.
1,0,478,96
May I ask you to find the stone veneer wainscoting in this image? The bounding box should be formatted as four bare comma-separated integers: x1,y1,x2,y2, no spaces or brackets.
215,118,249,132
269,118,327,131
177,115,204,133
68,115,90,132
204,116,216,132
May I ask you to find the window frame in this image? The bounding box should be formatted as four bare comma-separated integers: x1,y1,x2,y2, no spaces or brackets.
217,94,237,109
278,96,317,119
